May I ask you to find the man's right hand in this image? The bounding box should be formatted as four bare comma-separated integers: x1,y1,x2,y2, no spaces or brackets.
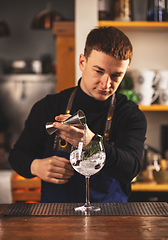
30,156,74,184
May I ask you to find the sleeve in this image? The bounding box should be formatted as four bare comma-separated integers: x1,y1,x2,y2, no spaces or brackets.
8,98,48,179
103,103,147,183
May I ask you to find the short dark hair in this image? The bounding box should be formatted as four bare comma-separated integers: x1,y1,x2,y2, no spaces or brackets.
84,26,133,65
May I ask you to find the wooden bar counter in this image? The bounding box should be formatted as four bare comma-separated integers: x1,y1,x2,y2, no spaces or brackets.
0,204,168,240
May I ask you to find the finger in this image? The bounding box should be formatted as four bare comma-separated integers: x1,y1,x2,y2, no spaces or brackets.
55,125,84,140
49,170,74,180
53,121,70,131
55,114,71,122
49,178,69,185
44,162,74,184
56,121,84,132
50,156,74,172
46,164,74,184
45,176,69,184
49,163,74,177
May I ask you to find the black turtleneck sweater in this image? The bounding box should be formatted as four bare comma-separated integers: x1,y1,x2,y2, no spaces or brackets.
9,81,146,197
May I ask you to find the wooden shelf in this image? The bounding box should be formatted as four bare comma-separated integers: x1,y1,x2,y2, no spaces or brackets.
98,21,168,31
52,22,75,93
52,21,74,36
131,182,168,192
139,104,168,111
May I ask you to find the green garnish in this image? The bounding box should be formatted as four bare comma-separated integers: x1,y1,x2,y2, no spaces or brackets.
82,136,104,160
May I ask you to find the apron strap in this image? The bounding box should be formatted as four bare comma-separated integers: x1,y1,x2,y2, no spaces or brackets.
104,93,116,143
65,87,77,114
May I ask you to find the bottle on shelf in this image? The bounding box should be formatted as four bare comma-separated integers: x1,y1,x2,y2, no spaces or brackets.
113,0,131,21
166,0,168,20
131,0,148,21
147,0,166,21
98,0,113,20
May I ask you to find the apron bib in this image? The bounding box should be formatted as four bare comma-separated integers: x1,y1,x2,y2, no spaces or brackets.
41,88,128,203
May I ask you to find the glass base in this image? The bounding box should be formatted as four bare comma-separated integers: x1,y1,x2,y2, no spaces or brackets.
74,204,101,212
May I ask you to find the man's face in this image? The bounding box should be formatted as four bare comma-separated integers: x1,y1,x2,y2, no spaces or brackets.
79,50,129,101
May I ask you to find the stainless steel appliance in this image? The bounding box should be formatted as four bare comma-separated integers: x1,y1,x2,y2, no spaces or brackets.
0,74,56,148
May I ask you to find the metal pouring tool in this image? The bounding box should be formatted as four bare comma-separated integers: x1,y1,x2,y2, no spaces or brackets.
45,110,86,135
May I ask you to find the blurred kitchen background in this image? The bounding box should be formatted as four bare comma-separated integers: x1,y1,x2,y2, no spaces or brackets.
0,0,74,203
0,0,168,204
0,0,74,142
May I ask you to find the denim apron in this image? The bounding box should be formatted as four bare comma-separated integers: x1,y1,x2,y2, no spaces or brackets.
41,89,128,203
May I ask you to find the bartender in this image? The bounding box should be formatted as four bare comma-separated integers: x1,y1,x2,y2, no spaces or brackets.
9,26,147,203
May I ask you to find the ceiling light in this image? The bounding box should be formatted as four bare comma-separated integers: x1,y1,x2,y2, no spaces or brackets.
31,1,65,30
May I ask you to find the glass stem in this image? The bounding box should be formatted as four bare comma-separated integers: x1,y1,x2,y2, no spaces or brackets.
85,176,90,207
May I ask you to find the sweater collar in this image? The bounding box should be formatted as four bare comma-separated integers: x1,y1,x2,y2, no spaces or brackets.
74,79,112,113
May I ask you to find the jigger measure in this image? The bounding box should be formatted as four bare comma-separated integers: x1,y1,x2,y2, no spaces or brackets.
45,110,86,135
